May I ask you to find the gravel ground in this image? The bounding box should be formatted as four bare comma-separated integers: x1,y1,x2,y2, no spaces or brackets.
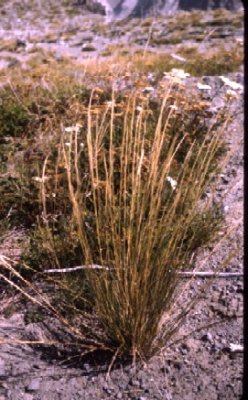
0,2,244,399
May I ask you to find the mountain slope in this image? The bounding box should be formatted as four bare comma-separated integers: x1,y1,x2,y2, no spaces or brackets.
87,0,243,19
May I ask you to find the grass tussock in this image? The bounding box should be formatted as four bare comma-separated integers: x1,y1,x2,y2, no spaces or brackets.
34,86,227,358
0,56,235,359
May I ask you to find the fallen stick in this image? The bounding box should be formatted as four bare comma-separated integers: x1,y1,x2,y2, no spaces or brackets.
42,266,243,278
43,265,110,273
179,271,243,278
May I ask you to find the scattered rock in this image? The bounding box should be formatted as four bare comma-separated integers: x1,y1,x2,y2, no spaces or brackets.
26,379,41,392
130,379,140,387
0,360,6,377
23,395,34,400
81,43,96,51
201,333,213,342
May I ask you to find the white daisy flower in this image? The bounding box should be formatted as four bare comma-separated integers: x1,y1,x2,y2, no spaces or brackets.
220,76,243,91
197,83,212,90
64,127,74,133
166,176,177,191
143,86,155,93
168,105,178,110
64,123,82,134
170,68,190,79
32,176,49,183
225,89,239,99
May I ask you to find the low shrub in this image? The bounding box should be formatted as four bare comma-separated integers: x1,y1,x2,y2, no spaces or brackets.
0,95,30,140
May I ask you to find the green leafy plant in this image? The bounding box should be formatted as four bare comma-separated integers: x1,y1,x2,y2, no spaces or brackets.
0,96,30,140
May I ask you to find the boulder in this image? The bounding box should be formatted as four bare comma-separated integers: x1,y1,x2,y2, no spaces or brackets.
74,0,106,14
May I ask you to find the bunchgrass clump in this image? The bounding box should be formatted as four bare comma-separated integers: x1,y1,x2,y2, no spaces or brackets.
0,61,231,360
37,84,227,358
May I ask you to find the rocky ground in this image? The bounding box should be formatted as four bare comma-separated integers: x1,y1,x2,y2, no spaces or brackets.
0,0,243,70
0,1,244,399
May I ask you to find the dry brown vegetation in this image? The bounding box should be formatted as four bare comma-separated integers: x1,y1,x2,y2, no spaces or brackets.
0,5,243,359
0,55,233,359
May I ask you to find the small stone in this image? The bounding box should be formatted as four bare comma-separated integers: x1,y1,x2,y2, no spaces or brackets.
23,394,34,400
201,332,213,342
173,361,181,370
84,363,90,372
180,343,188,355
103,382,114,395
237,283,243,293
81,44,96,52
131,379,140,387
221,175,229,184
0,360,6,377
230,298,239,309
231,168,237,177
102,382,110,390
117,393,123,399
26,378,40,392
1,382,8,389
16,39,26,48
